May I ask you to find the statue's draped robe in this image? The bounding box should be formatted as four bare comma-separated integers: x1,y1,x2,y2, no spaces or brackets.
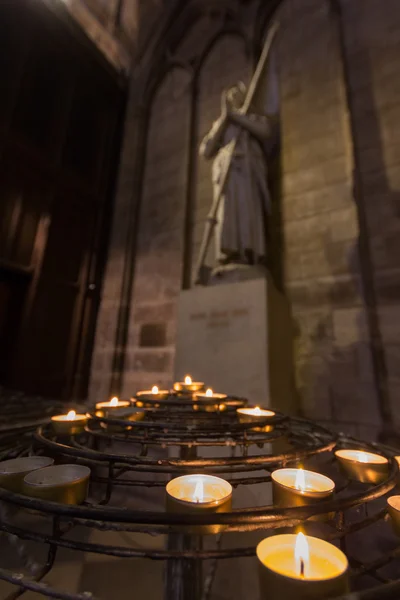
201,114,271,262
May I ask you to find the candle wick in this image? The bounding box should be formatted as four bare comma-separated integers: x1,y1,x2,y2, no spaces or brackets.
300,558,305,578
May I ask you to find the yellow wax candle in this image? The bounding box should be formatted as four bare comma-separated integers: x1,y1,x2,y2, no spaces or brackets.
95,397,131,412
236,406,275,421
195,388,227,402
272,468,335,505
394,456,400,488
166,474,232,533
51,410,87,435
335,449,389,484
387,495,400,536
166,474,232,507
0,456,54,493
173,375,204,393
23,464,90,505
237,406,276,432
237,406,275,422
193,388,228,412
136,386,169,403
257,533,349,600
94,397,143,430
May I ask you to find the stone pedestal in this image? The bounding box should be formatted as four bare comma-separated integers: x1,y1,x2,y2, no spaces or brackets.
174,271,297,414
172,271,297,600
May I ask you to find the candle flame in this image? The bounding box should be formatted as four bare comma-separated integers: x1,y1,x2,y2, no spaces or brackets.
110,397,119,407
254,406,261,415
184,375,192,385
294,532,309,578
152,386,159,394
66,410,76,420
193,478,204,503
206,388,213,397
355,451,369,463
295,468,306,492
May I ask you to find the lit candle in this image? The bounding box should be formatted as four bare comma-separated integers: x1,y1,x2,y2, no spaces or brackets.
0,456,54,493
195,388,227,401
295,532,309,577
23,464,91,505
272,468,335,514
51,410,88,435
166,474,232,534
136,385,169,403
193,388,228,412
237,406,275,419
95,396,131,415
237,406,275,423
387,495,400,536
257,533,349,600
173,375,204,393
94,397,144,430
166,474,232,509
335,449,389,484
237,406,276,432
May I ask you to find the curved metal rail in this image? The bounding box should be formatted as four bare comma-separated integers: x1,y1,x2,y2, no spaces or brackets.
0,393,399,599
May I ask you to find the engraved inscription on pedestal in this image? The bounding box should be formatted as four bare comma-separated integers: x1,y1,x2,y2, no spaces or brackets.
175,278,270,405
175,274,296,414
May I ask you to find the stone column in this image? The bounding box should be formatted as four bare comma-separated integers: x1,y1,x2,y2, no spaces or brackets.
89,98,148,401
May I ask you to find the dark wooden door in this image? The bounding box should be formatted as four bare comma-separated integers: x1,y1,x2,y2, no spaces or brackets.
15,195,94,396
0,0,126,398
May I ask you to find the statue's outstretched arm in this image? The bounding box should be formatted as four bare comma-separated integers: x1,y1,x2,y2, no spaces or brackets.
199,115,228,160
228,111,271,141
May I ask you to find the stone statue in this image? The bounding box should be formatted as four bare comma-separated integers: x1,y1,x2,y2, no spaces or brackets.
194,23,279,285
199,81,273,267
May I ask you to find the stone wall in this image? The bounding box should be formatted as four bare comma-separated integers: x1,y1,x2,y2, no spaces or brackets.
122,68,191,395
90,0,400,437
340,0,400,432
51,0,164,72
88,96,143,403
277,0,381,438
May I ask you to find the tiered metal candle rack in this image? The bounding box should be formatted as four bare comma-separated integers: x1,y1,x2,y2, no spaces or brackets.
0,388,400,599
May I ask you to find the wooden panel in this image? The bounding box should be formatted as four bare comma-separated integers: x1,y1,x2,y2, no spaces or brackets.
0,166,48,268
15,196,94,396
0,2,29,125
0,270,30,384
63,78,113,186
13,46,69,153
0,180,21,260
17,281,80,395
41,198,92,283
0,0,126,398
